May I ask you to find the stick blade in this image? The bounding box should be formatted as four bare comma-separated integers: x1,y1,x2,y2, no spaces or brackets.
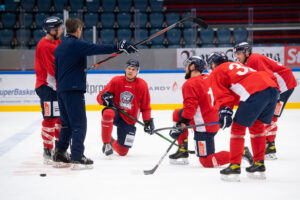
143,165,158,175
185,17,208,29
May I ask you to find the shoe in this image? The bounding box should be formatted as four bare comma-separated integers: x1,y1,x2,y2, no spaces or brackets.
71,156,93,170
102,143,113,156
265,141,277,160
246,160,266,179
52,149,71,168
43,148,54,165
242,146,253,165
220,164,241,182
169,140,189,165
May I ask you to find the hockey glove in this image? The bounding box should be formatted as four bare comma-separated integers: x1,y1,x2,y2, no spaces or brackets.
117,40,138,54
218,107,233,129
144,118,155,135
169,128,184,140
101,91,115,107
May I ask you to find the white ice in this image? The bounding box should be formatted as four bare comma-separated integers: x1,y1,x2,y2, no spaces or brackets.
0,110,300,200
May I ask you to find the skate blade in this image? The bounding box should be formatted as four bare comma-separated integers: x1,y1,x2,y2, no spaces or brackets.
265,153,277,160
71,164,94,170
221,174,240,182
247,171,266,180
53,162,71,168
169,158,189,165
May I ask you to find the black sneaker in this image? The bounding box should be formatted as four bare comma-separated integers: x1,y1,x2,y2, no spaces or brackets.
102,143,113,156
43,148,53,165
246,160,266,179
220,164,241,182
242,146,253,165
71,156,93,170
169,140,189,165
53,149,71,168
265,141,277,160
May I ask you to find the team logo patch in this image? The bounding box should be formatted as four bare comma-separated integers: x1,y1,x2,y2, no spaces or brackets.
44,102,51,117
274,101,283,116
197,141,207,156
120,91,134,109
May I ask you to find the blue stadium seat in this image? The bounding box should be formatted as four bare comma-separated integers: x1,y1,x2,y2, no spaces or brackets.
202,43,216,47
118,0,132,13
70,0,84,11
181,12,196,28
168,44,181,48
4,0,19,12
53,0,68,12
133,12,147,28
86,0,100,12
183,28,197,46
19,13,33,29
151,44,165,49
51,13,63,21
100,29,115,44
233,27,247,44
35,13,50,29
218,43,232,47
165,13,180,26
216,28,231,44
167,28,181,46
117,29,132,42
149,12,163,28
150,28,164,45
0,29,14,46
102,0,116,12
69,12,83,20
200,28,214,45
100,13,115,28
84,13,99,28
37,0,51,12
1,13,16,28
16,29,31,46
149,0,163,12
33,29,45,44
21,0,35,12
83,28,96,43
134,0,148,12
134,28,148,42
117,12,131,28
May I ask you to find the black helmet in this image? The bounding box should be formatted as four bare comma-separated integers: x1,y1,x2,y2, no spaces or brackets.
206,52,228,70
125,59,140,70
183,56,206,72
43,16,63,34
233,42,252,54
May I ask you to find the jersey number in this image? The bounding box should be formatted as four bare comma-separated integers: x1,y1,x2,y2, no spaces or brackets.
228,63,255,76
207,87,214,106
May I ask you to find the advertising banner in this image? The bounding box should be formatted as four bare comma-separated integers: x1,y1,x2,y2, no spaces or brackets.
285,46,300,67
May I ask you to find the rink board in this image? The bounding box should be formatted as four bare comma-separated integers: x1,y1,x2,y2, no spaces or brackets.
0,70,300,111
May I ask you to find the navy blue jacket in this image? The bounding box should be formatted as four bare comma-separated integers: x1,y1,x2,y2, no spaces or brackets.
55,34,118,93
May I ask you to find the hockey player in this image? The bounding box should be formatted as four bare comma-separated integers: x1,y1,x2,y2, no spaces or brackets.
54,18,138,170
168,56,231,167
97,59,155,157
34,16,63,165
233,42,298,159
207,52,279,181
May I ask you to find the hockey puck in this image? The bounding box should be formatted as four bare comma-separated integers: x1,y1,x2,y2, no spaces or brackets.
40,173,47,177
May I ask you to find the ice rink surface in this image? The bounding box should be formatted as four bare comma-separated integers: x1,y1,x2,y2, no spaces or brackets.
0,110,300,200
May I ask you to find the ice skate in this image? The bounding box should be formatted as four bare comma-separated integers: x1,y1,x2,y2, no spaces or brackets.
169,140,189,165
220,164,241,182
43,148,54,165
265,141,277,160
102,143,113,156
246,160,266,179
71,156,93,170
52,149,71,168
242,146,253,165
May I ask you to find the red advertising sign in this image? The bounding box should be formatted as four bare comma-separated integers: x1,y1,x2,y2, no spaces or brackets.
285,46,300,67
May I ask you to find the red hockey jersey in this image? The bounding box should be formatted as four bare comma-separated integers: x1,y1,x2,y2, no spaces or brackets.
97,76,151,125
247,53,298,93
35,37,61,90
181,74,219,133
210,62,278,109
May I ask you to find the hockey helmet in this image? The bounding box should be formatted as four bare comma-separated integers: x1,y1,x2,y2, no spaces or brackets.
206,52,228,70
233,42,252,54
43,16,63,34
183,56,206,72
125,59,140,71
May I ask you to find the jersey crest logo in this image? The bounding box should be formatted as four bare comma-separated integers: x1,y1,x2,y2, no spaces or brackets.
120,91,134,109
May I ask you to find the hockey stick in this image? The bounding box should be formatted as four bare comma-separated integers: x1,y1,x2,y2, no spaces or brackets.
85,17,208,71
144,139,177,175
153,122,220,132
